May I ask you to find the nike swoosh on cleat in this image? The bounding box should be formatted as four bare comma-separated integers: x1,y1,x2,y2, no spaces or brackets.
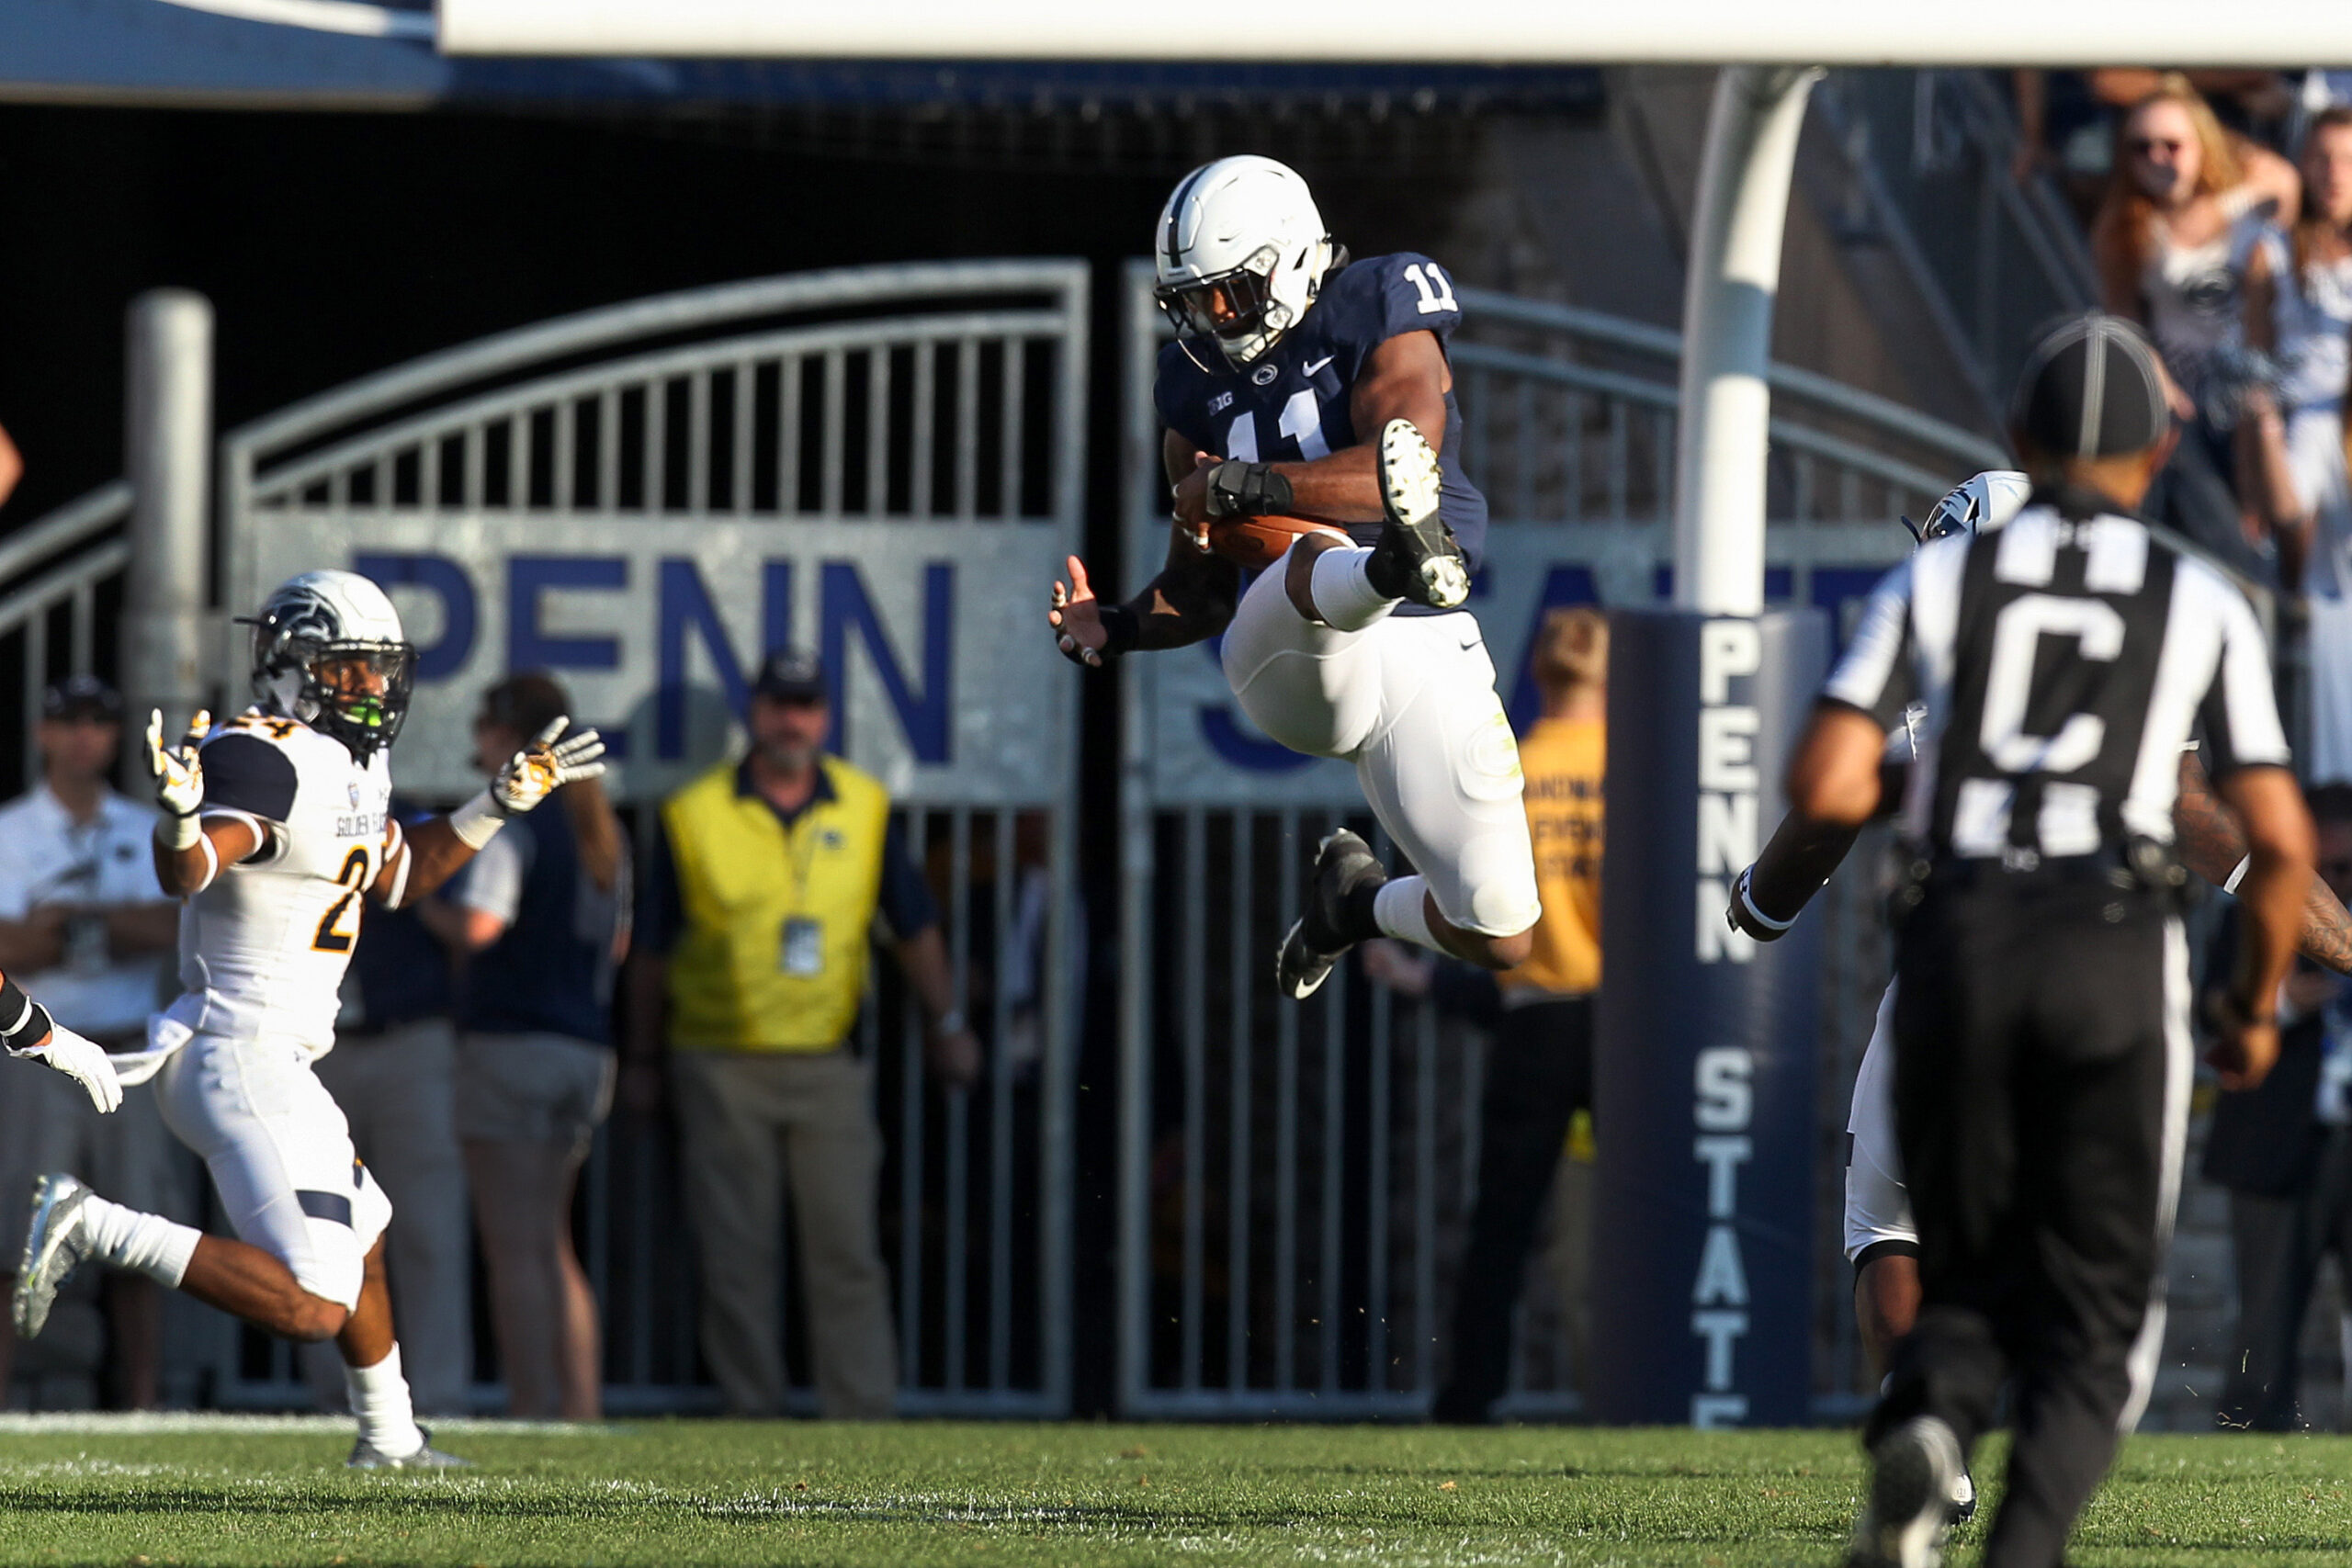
1304,355,1336,376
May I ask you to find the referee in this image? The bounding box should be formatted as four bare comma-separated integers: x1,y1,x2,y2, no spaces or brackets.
1783,313,2315,1568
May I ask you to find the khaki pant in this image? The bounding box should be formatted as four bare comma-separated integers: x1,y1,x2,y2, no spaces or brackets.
302,1019,472,1415
669,1047,895,1418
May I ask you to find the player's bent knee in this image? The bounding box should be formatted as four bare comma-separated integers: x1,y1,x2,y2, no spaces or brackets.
282,1293,352,1343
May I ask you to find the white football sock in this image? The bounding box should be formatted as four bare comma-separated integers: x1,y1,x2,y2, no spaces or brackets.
1309,546,1398,632
1374,876,1442,953
345,1344,426,1458
80,1195,198,1289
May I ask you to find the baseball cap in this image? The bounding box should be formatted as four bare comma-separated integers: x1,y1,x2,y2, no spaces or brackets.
752,649,827,704
41,674,122,723
2008,311,2173,460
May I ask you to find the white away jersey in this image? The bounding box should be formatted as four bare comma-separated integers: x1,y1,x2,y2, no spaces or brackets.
175,707,394,1055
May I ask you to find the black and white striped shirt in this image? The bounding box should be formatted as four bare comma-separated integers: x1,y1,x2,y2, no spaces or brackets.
1823,500,2290,863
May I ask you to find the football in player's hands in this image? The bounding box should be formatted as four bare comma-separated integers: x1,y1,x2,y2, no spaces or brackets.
145,707,211,819
492,716,607,816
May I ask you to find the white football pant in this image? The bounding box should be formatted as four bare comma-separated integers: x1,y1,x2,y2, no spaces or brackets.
1219,549,1540,938
1843,980,1917,1265
160,1032,392,1312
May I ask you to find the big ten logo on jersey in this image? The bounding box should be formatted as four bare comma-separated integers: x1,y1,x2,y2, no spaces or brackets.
1693,620,1762,964
1690,1045,1756,1427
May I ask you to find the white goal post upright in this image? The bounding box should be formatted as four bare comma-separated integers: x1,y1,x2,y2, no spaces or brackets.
1673,65,1819,616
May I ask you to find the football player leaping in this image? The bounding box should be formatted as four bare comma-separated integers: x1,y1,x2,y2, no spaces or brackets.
1049,154,1539,994
12,570,603,1467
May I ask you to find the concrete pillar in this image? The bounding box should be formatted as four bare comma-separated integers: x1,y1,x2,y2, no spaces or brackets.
123,289,215,734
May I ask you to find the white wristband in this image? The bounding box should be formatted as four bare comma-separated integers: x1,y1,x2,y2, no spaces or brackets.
449,791,508,851
159,811,201,852
2224,854,2252,896
1734,868,1796,934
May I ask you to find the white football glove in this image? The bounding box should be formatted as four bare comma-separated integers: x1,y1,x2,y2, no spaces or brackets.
13,1012,123,1115
145,708,211,820
491,717,607,817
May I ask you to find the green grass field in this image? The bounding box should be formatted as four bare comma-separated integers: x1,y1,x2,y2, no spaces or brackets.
0,1416,2346,1566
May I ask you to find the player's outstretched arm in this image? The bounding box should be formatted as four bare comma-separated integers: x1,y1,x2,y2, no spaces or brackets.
144,709,268,897
1727,757,1910,941
382,719,606,906
2176,748,2352,974
0,967,121,1113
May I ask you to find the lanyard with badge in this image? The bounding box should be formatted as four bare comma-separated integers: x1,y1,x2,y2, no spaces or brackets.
779,810,827,977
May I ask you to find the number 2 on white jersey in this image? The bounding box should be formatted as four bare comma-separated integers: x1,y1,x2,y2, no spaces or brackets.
1403,263,1458,316
311,846,372,953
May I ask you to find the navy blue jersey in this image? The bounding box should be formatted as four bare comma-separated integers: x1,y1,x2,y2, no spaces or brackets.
1154,252,1489,607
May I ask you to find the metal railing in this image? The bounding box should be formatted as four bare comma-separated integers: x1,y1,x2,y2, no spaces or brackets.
1809,69,2097,422
0,482,133,795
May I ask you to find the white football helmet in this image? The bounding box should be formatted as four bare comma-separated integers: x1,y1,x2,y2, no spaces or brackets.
1905,469,2031,543
244,569,417,759
1153,155,1337,369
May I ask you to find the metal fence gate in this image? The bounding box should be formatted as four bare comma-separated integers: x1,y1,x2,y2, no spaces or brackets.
160,259,1088,1415
1113,260,2006,1418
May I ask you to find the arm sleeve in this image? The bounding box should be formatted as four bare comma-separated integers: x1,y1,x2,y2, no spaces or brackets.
1818,558,1918,733
1372,253,1464,347
2196,570,2292,777
198,732,300,824
197,732,300,863
455,829,527,927
875,814,940,941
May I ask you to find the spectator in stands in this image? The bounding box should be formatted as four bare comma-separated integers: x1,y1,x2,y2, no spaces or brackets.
2019,71,2298,225
2093,77,2300,553
434,674,628,1421
1372,609,1606,1424
2209,784,2352,1430
628,649,979,1419
304,823,473,1416
0,677,180,1407
2242,108,2352,782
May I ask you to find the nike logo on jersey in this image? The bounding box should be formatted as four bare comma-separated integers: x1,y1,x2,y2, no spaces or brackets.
1304,355,1336,377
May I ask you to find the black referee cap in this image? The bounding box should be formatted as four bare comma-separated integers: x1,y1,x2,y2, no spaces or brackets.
2008,311,2172,460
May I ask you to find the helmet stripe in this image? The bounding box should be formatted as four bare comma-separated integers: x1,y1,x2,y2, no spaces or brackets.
1162,164,1212,268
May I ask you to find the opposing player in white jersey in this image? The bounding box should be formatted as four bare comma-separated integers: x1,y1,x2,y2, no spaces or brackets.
12,570,603,1467
1048,155,1539,995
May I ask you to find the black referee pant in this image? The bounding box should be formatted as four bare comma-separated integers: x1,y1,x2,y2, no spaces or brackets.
1432,994,1592,1424
1869,873,2188,1568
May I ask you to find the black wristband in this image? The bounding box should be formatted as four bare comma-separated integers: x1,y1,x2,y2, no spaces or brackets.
1203,461,1295,519
1096,604,1141,656
0,974,39,1045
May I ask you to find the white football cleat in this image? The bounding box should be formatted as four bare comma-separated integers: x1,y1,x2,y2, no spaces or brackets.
14,1172,95,1339
347,1427,472,1470
1367,419,1469,610
1848,1415,1962,1568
